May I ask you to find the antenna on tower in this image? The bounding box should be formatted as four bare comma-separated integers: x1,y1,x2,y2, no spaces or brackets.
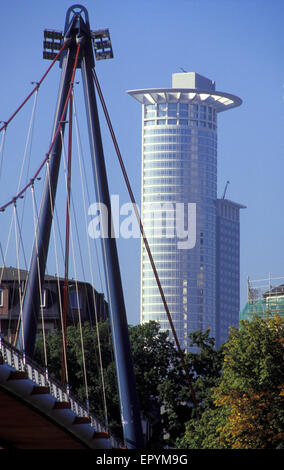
222,180,230,199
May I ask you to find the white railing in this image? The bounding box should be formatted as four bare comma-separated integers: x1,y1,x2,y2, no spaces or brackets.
0,336,121,448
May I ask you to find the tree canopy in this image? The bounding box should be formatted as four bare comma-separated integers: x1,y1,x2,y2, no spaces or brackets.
34,319,222,447
177,316,284,449
34,315,284,449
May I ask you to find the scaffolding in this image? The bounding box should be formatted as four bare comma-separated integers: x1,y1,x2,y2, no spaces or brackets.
240,275,284,321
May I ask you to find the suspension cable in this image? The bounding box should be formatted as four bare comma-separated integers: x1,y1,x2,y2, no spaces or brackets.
17,89,39,194
0,91,38,280
0,42,67,134
0,214,14,284
60,102,90,411
59,133,89,407
61,85,73,386
72,91,109,427
0,127,7,183
14,201,28,271
0,207,26,346
10,43,82,388
47,42,82,391
18,90,39,233
30,182,49,380
70,227,90,410
73,92,104,293
92,69,198,407
13,202,25,360
12,200,31,347
0,42,80,213
48,155,69,390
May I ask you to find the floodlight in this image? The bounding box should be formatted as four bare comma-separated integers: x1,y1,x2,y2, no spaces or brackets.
91,28,113,60
43,29,63,61
43,27,113,62
44,29,63,40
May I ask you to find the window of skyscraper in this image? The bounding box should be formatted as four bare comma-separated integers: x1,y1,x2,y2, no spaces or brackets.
180,103,189,111
145,104,156,118
157,104,167,117
168,103,177,116
179,103,189,117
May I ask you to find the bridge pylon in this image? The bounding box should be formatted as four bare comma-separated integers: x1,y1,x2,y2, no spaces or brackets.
16,4,144,450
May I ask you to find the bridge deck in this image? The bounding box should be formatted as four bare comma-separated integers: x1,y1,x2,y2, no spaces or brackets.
0,387,87,449
0,338,121,449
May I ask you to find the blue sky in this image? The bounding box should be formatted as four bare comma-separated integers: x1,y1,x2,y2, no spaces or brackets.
0,0,283,326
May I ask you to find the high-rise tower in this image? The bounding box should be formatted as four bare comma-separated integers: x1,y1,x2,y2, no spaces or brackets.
216,198,245,347
127,72,242,349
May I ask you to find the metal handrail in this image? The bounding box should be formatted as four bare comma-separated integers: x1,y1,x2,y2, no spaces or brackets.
0,335,121,448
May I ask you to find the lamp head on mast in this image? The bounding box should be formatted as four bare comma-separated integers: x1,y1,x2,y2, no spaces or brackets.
43,4,113,66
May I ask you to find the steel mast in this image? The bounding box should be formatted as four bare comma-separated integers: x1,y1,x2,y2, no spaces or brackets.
17,4,144,449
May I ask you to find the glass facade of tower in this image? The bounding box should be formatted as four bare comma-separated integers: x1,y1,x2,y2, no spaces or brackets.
142,101,217,349
216,199,245,347
128,73,242,349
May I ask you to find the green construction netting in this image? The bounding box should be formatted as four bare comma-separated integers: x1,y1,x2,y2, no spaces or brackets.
240,297,284,321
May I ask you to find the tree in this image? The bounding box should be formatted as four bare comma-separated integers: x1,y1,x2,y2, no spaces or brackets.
214,316,284,449
35,321,122,437
130,325,223,447
129,321,181,447
35,320,225,448
162,328,224,447
35,320,183,446
185,329,224,412
177,316,284,449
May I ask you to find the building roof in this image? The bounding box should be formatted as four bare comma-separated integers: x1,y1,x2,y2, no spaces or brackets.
127,88,242,113
216,198,246,209
127,71,241,114
263,284,284,298
0,266,64,283
0,266,96,290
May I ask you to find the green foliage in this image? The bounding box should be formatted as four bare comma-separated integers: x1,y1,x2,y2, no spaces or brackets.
35,320,222,448
158,328,223,446
35,320,184,446
220,317,284,393
176,407,228,449
129,321,181,447
35,316,283,449
177,316,284,449
35,321,122,436
185,329,224,412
